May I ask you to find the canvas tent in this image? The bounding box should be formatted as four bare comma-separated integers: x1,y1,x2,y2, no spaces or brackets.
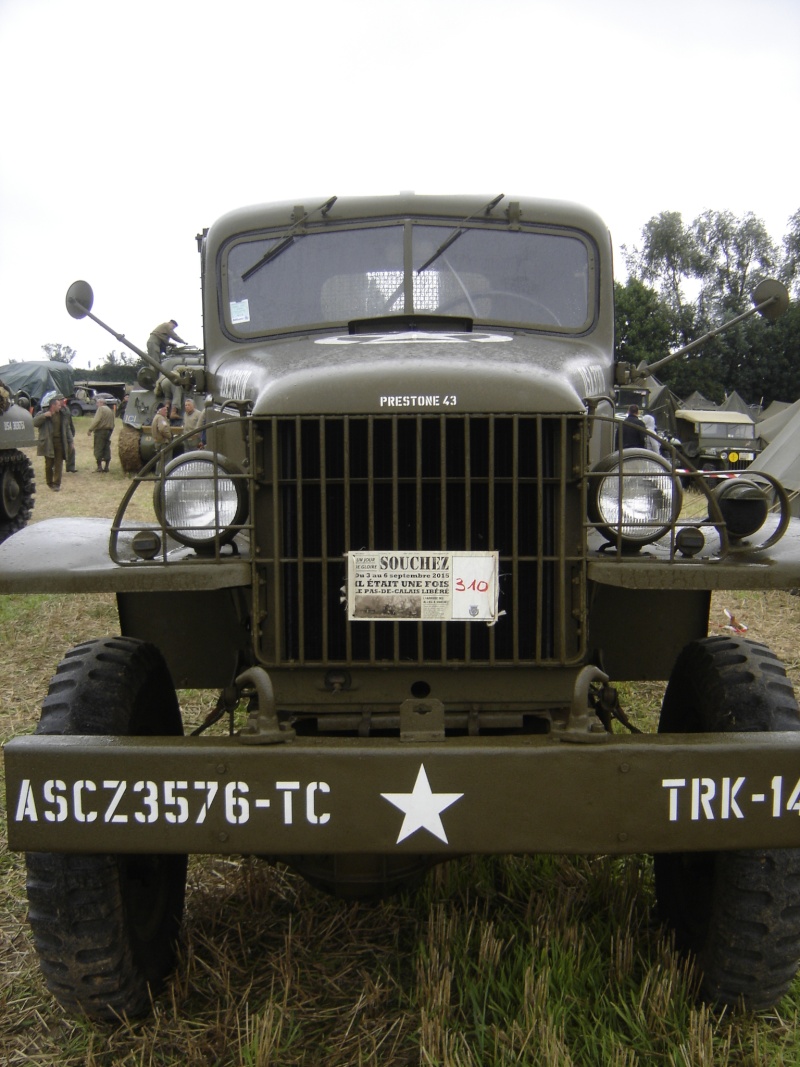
721,391,755,417
750,401,800,513
681,391,717,410
755,399,800,445
0,361,75,407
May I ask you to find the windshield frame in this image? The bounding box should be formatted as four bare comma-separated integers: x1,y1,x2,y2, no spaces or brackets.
217,216,599,342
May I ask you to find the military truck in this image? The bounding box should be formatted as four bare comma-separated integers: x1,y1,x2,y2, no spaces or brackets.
3,194,800,1021
0,378,36,542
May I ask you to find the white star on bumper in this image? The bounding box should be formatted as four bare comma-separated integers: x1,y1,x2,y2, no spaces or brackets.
381,764,464,844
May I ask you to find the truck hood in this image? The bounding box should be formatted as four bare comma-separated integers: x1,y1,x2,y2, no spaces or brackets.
209,329,612,415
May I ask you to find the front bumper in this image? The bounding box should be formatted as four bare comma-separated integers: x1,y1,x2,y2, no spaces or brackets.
7,732,800,855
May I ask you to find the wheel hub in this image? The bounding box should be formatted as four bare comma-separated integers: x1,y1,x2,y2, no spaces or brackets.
1,468,22,516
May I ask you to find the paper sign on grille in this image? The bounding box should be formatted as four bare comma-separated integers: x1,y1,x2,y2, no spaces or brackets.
347,552,499,622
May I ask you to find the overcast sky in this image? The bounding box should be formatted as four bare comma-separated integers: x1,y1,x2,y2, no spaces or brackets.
0,0,798,370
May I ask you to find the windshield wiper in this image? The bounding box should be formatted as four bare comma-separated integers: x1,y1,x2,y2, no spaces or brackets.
241,195,338,282
415,193,505,275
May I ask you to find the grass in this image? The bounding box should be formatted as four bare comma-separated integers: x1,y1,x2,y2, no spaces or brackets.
3,426,800,1064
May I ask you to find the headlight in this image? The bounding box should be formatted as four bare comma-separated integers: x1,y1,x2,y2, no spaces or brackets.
712,476,769,540
154,451,248,549
588,449,682,550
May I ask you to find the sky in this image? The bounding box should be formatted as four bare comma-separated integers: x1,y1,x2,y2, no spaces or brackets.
0,0,798,371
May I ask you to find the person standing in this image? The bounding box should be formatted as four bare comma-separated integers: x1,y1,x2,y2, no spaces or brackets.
86,396,115,472
150,402,172,448
33,393,73,491
641,412,661,453
621,405,647,449
61,396,78,472
182,398,205,449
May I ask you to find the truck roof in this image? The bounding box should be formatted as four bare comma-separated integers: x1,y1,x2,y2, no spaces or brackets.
205,193,612,246
675,409,755,425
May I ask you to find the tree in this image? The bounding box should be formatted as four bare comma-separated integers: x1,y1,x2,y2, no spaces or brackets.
614,278,677,365
782,209,800,298
88,349,141,385
690,210,778,317
41,343,77,364
623,208,800,405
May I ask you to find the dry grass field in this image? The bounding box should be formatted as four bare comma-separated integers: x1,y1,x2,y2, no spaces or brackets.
2,425,800,1064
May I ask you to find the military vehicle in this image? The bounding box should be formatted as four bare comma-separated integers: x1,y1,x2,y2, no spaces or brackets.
68,382,127,418
3,194,800,1021
0,378,36,542
673,407,762,472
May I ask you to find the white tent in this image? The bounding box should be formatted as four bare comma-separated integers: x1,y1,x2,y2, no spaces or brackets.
750,401,800,508
755,399,800,445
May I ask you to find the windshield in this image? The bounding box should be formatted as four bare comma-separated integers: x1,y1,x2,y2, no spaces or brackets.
222,221,594,336
699,422,754,439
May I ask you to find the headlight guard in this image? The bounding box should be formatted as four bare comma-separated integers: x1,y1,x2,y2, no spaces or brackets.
588,448,683,550
154,450,249,550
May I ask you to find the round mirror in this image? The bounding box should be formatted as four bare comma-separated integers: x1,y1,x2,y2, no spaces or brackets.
65,280,94,319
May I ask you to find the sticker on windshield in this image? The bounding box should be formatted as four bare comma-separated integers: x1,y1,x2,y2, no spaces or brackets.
230,299,251,324
347,551,498,621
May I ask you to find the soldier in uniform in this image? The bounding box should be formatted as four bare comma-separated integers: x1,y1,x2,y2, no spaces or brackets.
147,319,186,363
148,319,188,420
150,403,172,448
182,398,206,449
86,396,116,472
61,396,78,472
33,393,73,491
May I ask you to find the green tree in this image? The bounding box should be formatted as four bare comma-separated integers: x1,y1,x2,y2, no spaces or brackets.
614,278,677,365
623,208,800,405
782,209,800,298
690,209,778,317
41,342,77,363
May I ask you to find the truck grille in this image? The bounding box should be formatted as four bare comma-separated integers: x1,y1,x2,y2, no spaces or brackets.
258,414,585,667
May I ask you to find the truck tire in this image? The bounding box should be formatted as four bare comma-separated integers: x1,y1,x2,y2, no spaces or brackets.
69,402,83,418
0,448,35,543
25,637,187,1021
118,423,144,473
655,635,800,1009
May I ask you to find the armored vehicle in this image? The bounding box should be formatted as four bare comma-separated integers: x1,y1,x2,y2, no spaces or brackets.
0,378,35,542
3,194,800,1021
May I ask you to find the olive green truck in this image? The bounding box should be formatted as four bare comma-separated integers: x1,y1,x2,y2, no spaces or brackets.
3,193,800,1020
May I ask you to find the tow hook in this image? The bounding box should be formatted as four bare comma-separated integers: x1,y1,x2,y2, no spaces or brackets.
237,666,296,745
561,665,610,744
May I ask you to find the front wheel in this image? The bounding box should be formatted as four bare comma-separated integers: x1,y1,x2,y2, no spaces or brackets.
655,636,800,1009
25,637,187,1020
0,448,35,542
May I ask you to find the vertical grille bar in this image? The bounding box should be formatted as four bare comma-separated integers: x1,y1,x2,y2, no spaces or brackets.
343,417,353,663
367,416,376,664
294,418,306,663
535,416,545,661
439,415,448,664
391,418,400,663
319,417,329,662
416,416,424,663
487,417,496,666
463,415,472,663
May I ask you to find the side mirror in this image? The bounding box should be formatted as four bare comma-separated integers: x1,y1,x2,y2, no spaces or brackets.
752,279,789,322
65,280,94,320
